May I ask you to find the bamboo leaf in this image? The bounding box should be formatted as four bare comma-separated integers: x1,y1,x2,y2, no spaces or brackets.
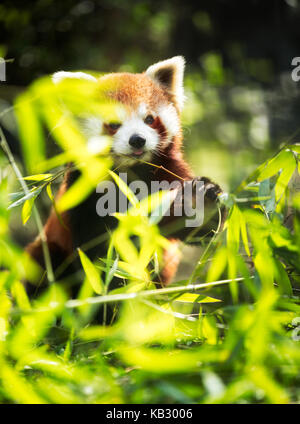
226,204,240,253
23,174,52,181
239,209,251,257
109,170,138,208
78,248,104,295
174,293,221,303
11,281,31,311
14,92,45,173
22,197,35,225
257,150,294,182
273,259,293,296
206,246,228,283
274,154,296,202
8,187,42,210
149,189,178,224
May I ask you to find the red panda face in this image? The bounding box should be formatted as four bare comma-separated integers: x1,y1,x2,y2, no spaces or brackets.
52,56,185,163
102,99,180,162
106,104,163,160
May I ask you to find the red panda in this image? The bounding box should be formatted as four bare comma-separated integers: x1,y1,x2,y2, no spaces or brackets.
26,57,225,292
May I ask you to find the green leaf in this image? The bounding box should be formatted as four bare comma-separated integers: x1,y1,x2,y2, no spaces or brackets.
56,175,95,212
149,189,178,225
22,197,35,225
199,315,218,344
258,179,275,214
226,204,240,253
23,174,52,181
118,345,214,373
8,187,42,210
78,248,104,295
273,259,293,296
0,362,46,404
239,209,251,257
236,149,296,193
9,284,67,359
11,280,31,311
14,92,45,173
105,256,119,289
109,170,138,208
63,327,74,362
104,239,117,288
46,183,54,202
257,150,294,182
285,143,300,154
206,246,227,283
253,251,275,291
274,153,296,202
174,293,221,303
249,366,289,404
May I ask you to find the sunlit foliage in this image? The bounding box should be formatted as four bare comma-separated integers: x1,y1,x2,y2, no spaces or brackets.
0,74,299,404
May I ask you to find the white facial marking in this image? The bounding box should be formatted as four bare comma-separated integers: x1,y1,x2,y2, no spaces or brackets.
78,116,108,156
52,71,97,84
113,114,159,155
78,103,180,160
137,102,148,118
87,135,110,155
157,104,180,142
79,116,103,138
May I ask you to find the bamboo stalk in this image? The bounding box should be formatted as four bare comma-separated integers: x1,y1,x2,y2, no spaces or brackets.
65,276,249,309
0,124,55,284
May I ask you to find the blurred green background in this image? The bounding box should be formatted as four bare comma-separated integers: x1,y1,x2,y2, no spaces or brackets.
1,0,300,247
0,2,300,405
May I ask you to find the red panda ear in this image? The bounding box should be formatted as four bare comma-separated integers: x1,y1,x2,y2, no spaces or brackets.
145,56,185,110
52,71,97,84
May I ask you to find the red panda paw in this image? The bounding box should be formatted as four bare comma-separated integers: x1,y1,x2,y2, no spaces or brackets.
192,176,223,203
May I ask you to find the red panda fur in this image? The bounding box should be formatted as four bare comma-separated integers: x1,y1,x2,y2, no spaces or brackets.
26,57,225,290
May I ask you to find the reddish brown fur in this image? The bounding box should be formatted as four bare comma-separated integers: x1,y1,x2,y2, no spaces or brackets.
103,123,119,136
159,239,181,286
103,73,173,110
150,116,167,140
26,66,223,290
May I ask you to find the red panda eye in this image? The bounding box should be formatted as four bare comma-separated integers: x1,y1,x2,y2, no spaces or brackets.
144,115,154,125
108,123,121,130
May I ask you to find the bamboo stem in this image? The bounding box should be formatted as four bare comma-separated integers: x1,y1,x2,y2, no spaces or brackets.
65,276,249,309
0,125,55,283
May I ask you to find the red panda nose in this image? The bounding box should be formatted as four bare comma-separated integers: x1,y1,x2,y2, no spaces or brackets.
129,134,146,149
